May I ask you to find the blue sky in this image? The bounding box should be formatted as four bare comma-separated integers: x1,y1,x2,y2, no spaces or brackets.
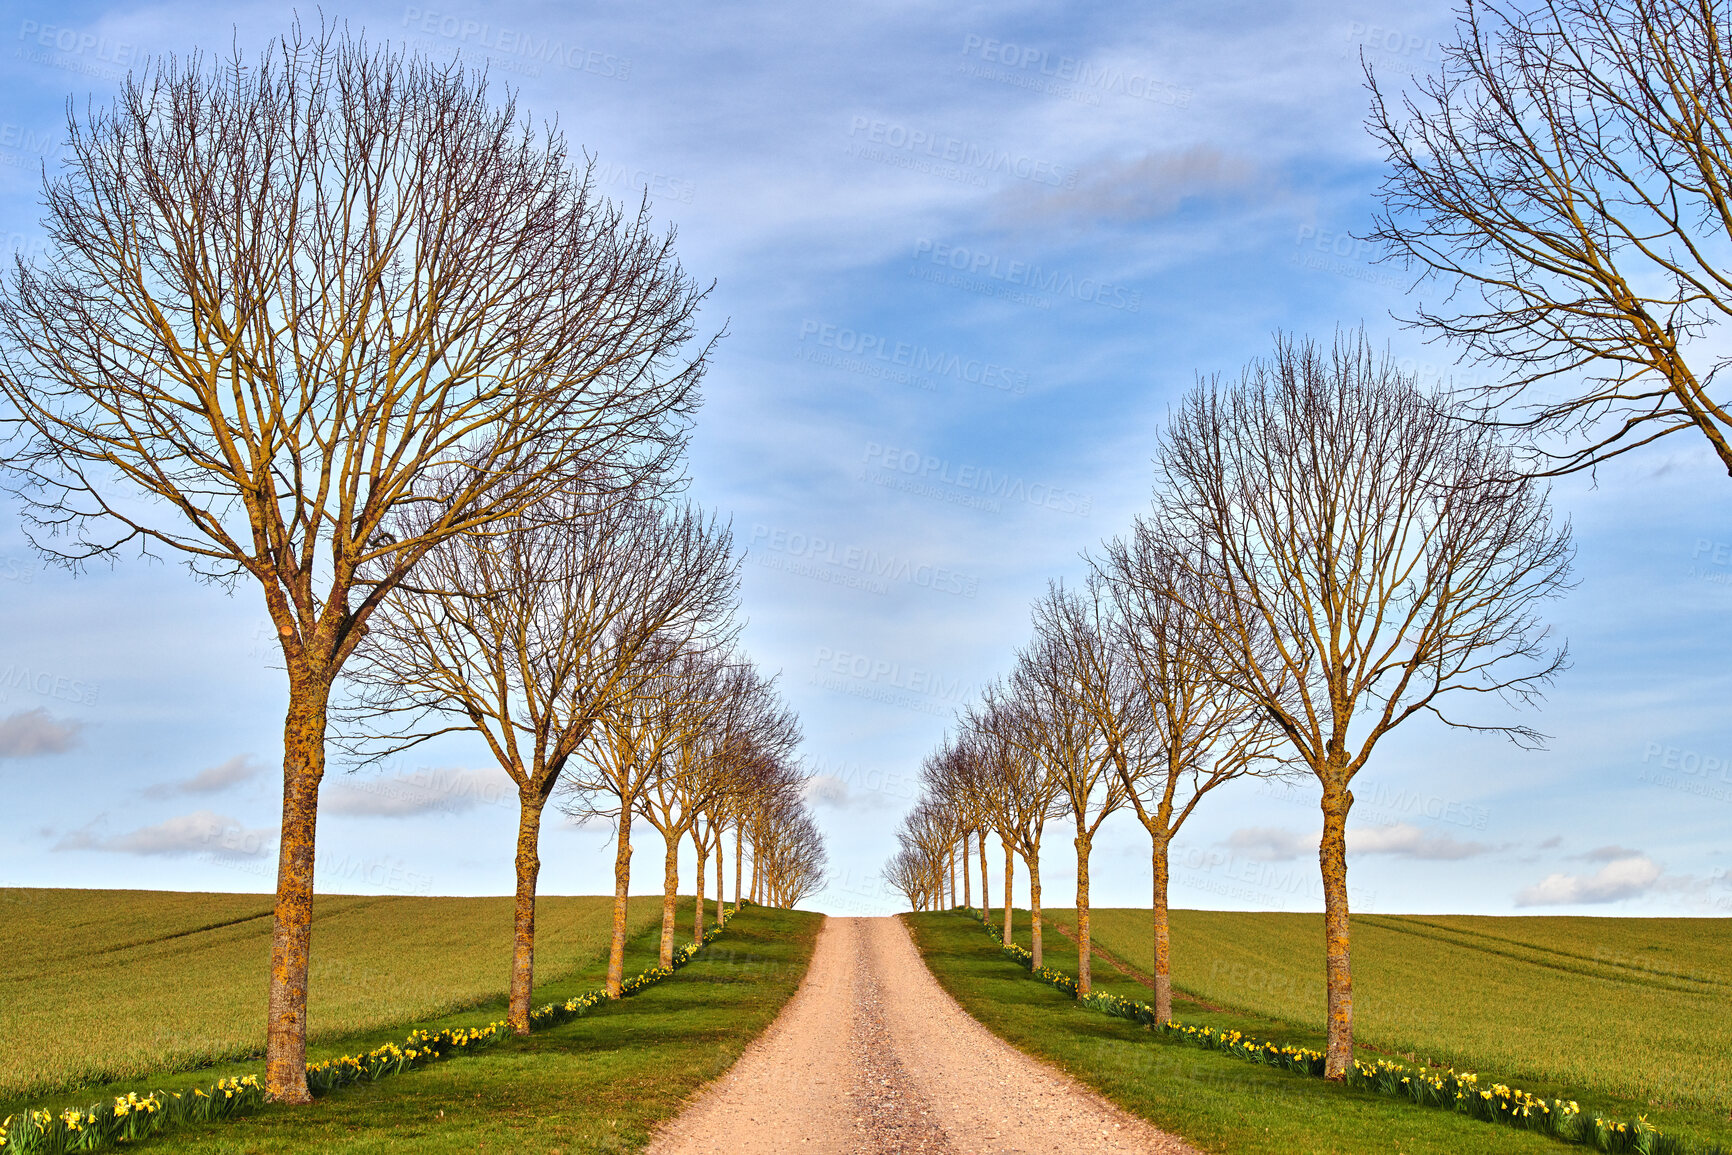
1,0,1727,918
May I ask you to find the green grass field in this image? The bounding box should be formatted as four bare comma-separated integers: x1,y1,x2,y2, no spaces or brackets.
0,888,673,1100
910,909,1585,1155
1,899,821,1153
979,907,1732,1151
1042,908,1732,1123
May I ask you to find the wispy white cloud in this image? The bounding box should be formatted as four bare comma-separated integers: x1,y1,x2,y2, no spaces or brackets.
1224,822,1496,863
1516,853,1664,906
55,809,275,858
0,708,81,757
1349,822,1494,860
143,754,264,798
997,146,1269,228
323,767,513,818
804,773,896,812
1223,826,1316,861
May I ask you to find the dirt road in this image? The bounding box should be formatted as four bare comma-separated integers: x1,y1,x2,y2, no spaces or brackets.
645,916,1197,1155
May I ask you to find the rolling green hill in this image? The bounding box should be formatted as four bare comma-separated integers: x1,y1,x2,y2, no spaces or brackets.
0,887,668,1100
1041,907,1731,1120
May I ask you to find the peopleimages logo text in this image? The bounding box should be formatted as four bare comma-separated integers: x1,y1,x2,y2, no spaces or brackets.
401,9,632,79
798,320,1027,395
847,117,1078,188
749,525,978,598
16,20,140,65
959,35,1192,107
861,442,1091,516
912,239,1141,313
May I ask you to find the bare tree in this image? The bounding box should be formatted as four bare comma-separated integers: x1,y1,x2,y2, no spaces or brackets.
755,786,826,907
1015,586,1129,995
0,31,709,1102
1156,330,1572,1076
342,493,736,1028
925,738,994,916
966,689,1066,968
633,647,737,967
1090,546,1286,1022
1366,0,1732,477
883,846,930,911
564,643,719,996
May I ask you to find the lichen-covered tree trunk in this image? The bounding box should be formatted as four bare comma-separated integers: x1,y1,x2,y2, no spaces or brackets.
1320,774,1355,1078
264,673,332,1103
508,789,550,1034
713,839,725,926
1001,838,1014,944
693,835,707,941
659,828,680,968
606,811,634,997
961,832,972,909
1029,854,1044,969
977,829,991,916
1151,833,1173,1023
734,826,744,910
1074,831,1093,995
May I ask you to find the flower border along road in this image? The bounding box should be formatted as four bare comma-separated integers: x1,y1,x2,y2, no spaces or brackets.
965,910,1721,1155
0,910,740,1154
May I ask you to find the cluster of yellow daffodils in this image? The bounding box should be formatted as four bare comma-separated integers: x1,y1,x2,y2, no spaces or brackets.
0,1075,263,1154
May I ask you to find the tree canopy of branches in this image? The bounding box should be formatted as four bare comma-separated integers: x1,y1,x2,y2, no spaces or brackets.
563,643,720,996
1155,330,1573,1075
1053,557,1285,1019
0,28,710,1102
1011,585,1129,995
1366,0,1732,477
341,493,737,1029
963,692,1067,968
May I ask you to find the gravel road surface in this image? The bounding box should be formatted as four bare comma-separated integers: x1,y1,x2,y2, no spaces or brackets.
645,915,1197,1155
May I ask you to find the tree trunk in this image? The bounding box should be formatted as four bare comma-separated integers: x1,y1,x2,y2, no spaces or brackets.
1029,853,1044,970
977,828,991,917
607,810,633,998
714,839,725,926
1075,830,1093,995
961,831,972,910
508,787,550,1035
264,673,331,1103
693,833,707,942
659,827,680,968
734,825,744,910
749,825,760,903
1002,838,1014,944
1152,833,1172,1023
1320,775,1355,1078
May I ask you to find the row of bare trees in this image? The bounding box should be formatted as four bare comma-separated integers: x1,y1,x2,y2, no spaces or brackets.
891,329,1574,1078
891,0,1732,1080
0,27,827,1104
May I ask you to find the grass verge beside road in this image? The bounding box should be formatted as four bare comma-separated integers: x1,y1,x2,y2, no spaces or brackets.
3,903,822,1153
1039,906,1732,1149
908,909,1721,1155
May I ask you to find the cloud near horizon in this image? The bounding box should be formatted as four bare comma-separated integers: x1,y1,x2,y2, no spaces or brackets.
1516,852,1664,906
1224,822,1495,862
55,809,276,858
322,767,513,818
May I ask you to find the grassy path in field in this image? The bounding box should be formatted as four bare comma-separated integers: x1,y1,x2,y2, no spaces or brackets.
8,904,822,1154
0,888,670,1101
1039,906,1732,1148
909,910,1726,1155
